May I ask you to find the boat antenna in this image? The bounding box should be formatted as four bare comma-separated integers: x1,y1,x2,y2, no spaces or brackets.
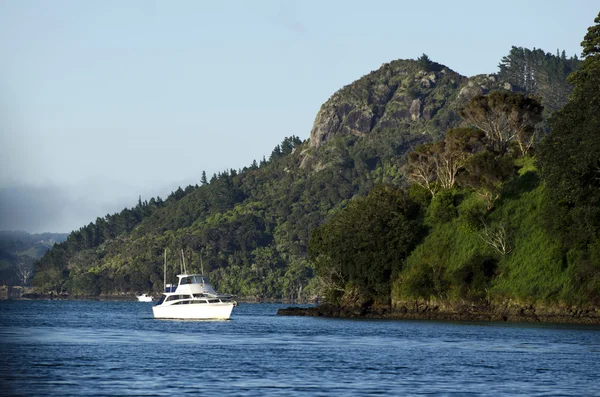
181,249,188,274
200,256,204,275
163,248,167,291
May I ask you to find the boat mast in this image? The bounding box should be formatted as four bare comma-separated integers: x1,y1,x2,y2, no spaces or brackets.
163,248,167,291
181,249,188,274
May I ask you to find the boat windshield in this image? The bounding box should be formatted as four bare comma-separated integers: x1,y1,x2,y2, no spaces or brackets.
180,276,205,285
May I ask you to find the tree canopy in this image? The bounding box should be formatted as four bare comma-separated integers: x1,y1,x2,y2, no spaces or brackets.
459,92,543,156
308,184,423,304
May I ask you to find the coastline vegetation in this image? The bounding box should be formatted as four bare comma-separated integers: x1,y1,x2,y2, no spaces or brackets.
310,12,600,311
29,12,600,319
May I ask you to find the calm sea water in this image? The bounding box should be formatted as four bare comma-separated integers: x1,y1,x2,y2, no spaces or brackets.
1,300,599,396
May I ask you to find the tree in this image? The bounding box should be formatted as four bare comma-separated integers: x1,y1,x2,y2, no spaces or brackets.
537,11,600,248
582,12,600,57
201,171,208,185
406,143,438,197
459,92,543,156
308,185,423,304
406,128,484,196
535,12,600,302
417,53,433,71
477,222,512,255
270,145,282,162
15,262,32,286
457,151,515,210
498,46,580,115
436,128,485,189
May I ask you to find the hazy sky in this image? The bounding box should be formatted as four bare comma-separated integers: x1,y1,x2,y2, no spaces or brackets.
1,0,597,233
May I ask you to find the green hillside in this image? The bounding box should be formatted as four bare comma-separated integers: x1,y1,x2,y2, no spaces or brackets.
310,13,600,311
32,39,584,303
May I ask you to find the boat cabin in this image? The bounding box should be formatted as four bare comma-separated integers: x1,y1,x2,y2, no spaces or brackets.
162,273,219,296
156,273,235,307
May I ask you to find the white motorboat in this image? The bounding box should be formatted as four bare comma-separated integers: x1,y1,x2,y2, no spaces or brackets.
152,274,236,320
136,293,153,302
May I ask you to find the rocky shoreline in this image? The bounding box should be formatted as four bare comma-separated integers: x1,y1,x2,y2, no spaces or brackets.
277,302,600,325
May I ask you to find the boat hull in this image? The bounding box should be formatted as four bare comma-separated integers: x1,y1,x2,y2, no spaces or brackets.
152,302,234,320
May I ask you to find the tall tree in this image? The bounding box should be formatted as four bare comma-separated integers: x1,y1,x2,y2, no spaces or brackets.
581,12,600,57
459,92,543,156
309,185,423,304
537,11,600,248
406,128,484,196
498,46,580,114
406,143,439,197
417,53,433,71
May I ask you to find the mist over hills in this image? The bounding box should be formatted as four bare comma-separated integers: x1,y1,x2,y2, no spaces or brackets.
0,231,67,286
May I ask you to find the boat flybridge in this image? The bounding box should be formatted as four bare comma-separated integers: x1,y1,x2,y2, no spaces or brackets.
152,251,236,320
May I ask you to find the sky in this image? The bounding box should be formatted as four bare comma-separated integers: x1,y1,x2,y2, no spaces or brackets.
0,0,598,233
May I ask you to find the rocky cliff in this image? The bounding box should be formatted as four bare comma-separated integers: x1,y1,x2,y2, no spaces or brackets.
306,59,542,153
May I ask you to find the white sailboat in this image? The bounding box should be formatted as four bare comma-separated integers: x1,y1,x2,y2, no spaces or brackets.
152,250,236,320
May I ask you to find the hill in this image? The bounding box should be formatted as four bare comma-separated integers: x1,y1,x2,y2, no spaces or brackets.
32,47,579,300
0,231,68,286
300,13,600,321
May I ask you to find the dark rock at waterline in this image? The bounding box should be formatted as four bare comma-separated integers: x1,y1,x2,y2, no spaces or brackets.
277,302,600,324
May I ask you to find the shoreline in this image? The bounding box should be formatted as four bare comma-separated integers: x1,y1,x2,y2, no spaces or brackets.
276,302,600,325
3,290,314,305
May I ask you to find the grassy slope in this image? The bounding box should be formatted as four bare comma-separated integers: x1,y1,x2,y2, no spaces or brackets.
394,157,573,306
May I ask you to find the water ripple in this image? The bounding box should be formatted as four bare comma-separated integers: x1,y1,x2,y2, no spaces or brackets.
1,301,599,396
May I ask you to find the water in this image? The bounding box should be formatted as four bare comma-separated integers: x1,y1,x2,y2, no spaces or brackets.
1,300,599,396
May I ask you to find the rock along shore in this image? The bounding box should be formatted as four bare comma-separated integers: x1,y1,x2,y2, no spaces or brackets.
277,302,600,325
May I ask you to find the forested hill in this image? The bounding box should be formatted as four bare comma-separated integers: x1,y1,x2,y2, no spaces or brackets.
0,231,68,286
33,46,579,299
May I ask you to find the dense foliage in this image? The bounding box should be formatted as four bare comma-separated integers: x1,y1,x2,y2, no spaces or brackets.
311,13,600,308
535,12,600,301
309,185,423,305
498,46,580,115
32,42,583,302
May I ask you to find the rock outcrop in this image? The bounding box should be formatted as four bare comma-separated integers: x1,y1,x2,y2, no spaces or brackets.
307,60,507,151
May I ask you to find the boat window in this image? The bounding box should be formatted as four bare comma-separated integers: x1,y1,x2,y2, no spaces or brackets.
192,300,207,304
180,277,193,285
166,294,189,302
193,293,206,298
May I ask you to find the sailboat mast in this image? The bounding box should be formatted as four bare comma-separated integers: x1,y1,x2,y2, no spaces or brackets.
163,248,167,292
181,249,188,274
